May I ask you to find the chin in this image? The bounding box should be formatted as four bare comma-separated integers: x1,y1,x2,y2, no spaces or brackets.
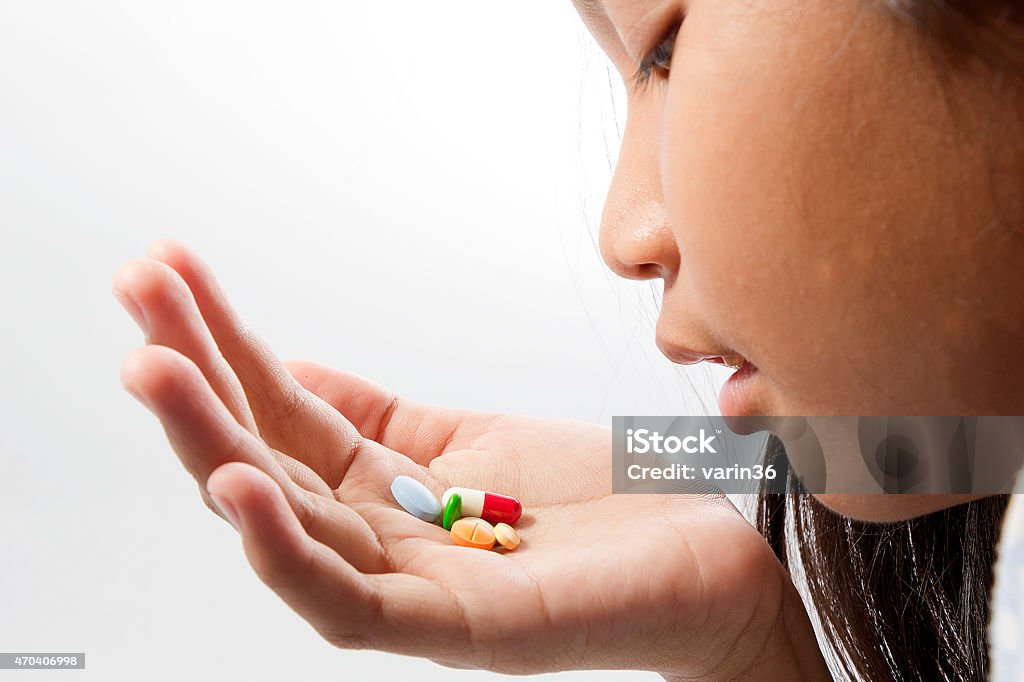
813,493,996,522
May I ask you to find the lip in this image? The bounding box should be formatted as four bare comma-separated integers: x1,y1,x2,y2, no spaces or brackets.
718,360,762,416
656,337,739,366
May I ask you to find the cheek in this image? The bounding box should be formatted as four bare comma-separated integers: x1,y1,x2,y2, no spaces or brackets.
659,0,1000,413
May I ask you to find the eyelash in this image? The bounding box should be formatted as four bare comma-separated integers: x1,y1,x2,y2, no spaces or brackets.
630,22,681,93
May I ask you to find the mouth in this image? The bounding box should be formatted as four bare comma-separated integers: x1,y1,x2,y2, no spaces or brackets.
655,337,763,414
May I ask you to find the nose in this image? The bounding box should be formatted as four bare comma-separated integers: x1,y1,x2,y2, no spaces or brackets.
598,101,680,284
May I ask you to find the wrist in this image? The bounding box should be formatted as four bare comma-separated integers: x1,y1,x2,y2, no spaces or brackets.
660,636,829,682
660,589,832,682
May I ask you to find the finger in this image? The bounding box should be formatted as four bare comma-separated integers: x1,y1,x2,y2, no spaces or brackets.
205,461,382,638
145,238,359,487
210,461,390,574
122,344,386,570
205,461,470,658
112,257,258,434
121,344,302,499
284,359,476,466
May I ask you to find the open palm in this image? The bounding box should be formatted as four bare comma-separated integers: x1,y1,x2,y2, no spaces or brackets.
113,240,826,680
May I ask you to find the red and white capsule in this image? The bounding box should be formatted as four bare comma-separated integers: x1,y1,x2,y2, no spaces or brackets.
441,487,522,525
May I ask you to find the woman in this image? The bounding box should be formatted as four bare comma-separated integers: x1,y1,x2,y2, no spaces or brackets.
112,0,1024,678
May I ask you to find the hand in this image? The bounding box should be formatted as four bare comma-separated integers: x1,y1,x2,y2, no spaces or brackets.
113,240,829,680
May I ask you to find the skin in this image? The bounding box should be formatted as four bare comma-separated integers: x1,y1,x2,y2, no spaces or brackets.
583,0,1023,518
113,0,1022,678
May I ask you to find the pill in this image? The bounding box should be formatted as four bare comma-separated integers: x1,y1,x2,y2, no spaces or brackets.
493,522,520,551
390,475,441,522
442,492,462,530
441,487,522,525
450,517,496,550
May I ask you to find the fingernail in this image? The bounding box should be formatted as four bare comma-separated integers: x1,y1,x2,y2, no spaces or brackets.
113,289,150,336
210,493,241,531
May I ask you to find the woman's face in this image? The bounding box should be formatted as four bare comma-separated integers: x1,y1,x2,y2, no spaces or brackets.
573,0,1024,518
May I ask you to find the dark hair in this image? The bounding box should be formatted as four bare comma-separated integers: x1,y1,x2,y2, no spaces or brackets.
757,435,1010,680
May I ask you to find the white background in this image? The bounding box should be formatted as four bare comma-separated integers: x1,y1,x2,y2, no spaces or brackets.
0,1,733,679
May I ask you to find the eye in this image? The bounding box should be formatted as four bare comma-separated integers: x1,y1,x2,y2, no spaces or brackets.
630,21,681,93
